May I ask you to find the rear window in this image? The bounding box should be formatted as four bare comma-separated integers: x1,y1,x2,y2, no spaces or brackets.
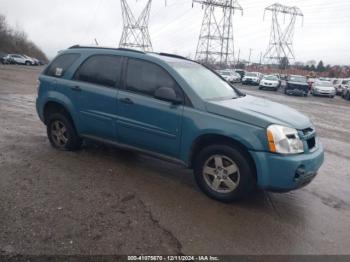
45,53,80,78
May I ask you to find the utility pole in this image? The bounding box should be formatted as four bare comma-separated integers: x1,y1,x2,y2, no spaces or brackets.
193,0,243,67
119,0,153,52
235,48,240,68
263,3,303,65
248,48,253,66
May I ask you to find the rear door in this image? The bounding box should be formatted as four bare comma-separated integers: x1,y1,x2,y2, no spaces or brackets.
72,55,123,140
117,58,184,157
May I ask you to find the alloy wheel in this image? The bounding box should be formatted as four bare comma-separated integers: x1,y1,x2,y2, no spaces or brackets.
50,120,68,147
202,155,240,194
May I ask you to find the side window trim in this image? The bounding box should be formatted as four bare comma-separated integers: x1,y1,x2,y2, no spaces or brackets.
72,54,124,89
123,57,192,106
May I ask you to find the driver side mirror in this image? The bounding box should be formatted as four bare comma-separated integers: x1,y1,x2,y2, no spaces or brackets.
154,87,182,105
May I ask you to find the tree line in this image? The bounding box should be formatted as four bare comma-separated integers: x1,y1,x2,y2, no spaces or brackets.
0,14,48,62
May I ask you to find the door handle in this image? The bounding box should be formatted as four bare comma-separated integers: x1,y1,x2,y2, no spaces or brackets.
71,85,82,92
119,97,134,105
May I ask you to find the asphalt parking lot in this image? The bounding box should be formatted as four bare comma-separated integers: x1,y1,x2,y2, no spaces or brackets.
0,65,350,255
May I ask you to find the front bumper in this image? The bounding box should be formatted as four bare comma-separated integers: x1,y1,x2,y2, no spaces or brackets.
260,83,278,89
250,142,324,191
313,90,335,96
242,79,259,85
285,88,308,96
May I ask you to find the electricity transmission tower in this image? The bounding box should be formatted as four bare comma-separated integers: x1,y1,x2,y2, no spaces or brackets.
119,0,153,51
193,0,243,66
263,3,303,65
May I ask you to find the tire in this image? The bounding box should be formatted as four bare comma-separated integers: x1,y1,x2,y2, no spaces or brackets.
25,61,31,66
47,112,82,151
193,145,256,202
259,86,262,90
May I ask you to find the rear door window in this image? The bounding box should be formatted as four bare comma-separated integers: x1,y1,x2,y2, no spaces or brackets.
45,53,80,78
74,55,122,88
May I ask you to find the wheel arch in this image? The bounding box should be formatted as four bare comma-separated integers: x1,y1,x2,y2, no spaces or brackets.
188,134,257,180
43,101,75,126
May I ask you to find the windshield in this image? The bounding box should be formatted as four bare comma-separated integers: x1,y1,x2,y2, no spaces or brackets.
246,72,258,77
263,75,279,81
172,62,239,100
316,81,332,87
289,76,307,83
220,71,230,76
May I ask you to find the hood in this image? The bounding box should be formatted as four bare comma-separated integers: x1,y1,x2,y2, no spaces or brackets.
205,95,311,130
261,79,278,84
314,85,335,91
288,81,309,87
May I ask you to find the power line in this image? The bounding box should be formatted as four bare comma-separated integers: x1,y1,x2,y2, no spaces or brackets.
263,3,304,64
193,0,243,66
119,0,153,51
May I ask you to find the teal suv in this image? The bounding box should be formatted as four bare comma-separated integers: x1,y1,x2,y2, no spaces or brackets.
36,46,324,202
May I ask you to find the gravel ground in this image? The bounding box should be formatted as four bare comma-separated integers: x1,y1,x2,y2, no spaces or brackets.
0,65,349,255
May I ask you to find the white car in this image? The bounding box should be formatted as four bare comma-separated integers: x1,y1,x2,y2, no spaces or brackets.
242,72,262,85
311,80,336,98
5,54,33,65
333,79,349,95
217,70,241,83
259,75,280,91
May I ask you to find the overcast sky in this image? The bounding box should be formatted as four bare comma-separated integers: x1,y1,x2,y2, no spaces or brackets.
1,0,349,65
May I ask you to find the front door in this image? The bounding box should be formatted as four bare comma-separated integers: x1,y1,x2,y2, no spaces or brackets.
117,58,184,157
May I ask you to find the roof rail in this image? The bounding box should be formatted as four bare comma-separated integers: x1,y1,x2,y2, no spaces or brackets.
68,45,146,54
158,53,187,60
158,52,201,65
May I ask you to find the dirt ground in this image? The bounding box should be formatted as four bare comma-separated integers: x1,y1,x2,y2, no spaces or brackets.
0,65,349,255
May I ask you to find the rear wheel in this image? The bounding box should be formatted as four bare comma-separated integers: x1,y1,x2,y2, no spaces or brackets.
194,145,255,202
47,113,82,151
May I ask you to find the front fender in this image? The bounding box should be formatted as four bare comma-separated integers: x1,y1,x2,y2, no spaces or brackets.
179,107,267,166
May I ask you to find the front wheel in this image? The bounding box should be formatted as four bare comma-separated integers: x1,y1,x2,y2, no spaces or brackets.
193,145,256,202
47,113,82,151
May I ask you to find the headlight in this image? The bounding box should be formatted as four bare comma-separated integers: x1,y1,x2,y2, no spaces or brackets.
267,125,304,154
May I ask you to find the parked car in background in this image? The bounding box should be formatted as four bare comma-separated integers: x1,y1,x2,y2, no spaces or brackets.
217,70,240,83
342,86,350,100
311,80,336,98
242,72,262,85
259,75,280,91
234,69,245,79
1,54,14,64
36,46,324,202
227,71,241,83
334,79,349,96
4,54,33,65
285,75,309,96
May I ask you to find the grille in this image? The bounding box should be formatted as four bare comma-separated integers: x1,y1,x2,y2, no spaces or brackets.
307,137,316,150
302,127,314,136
